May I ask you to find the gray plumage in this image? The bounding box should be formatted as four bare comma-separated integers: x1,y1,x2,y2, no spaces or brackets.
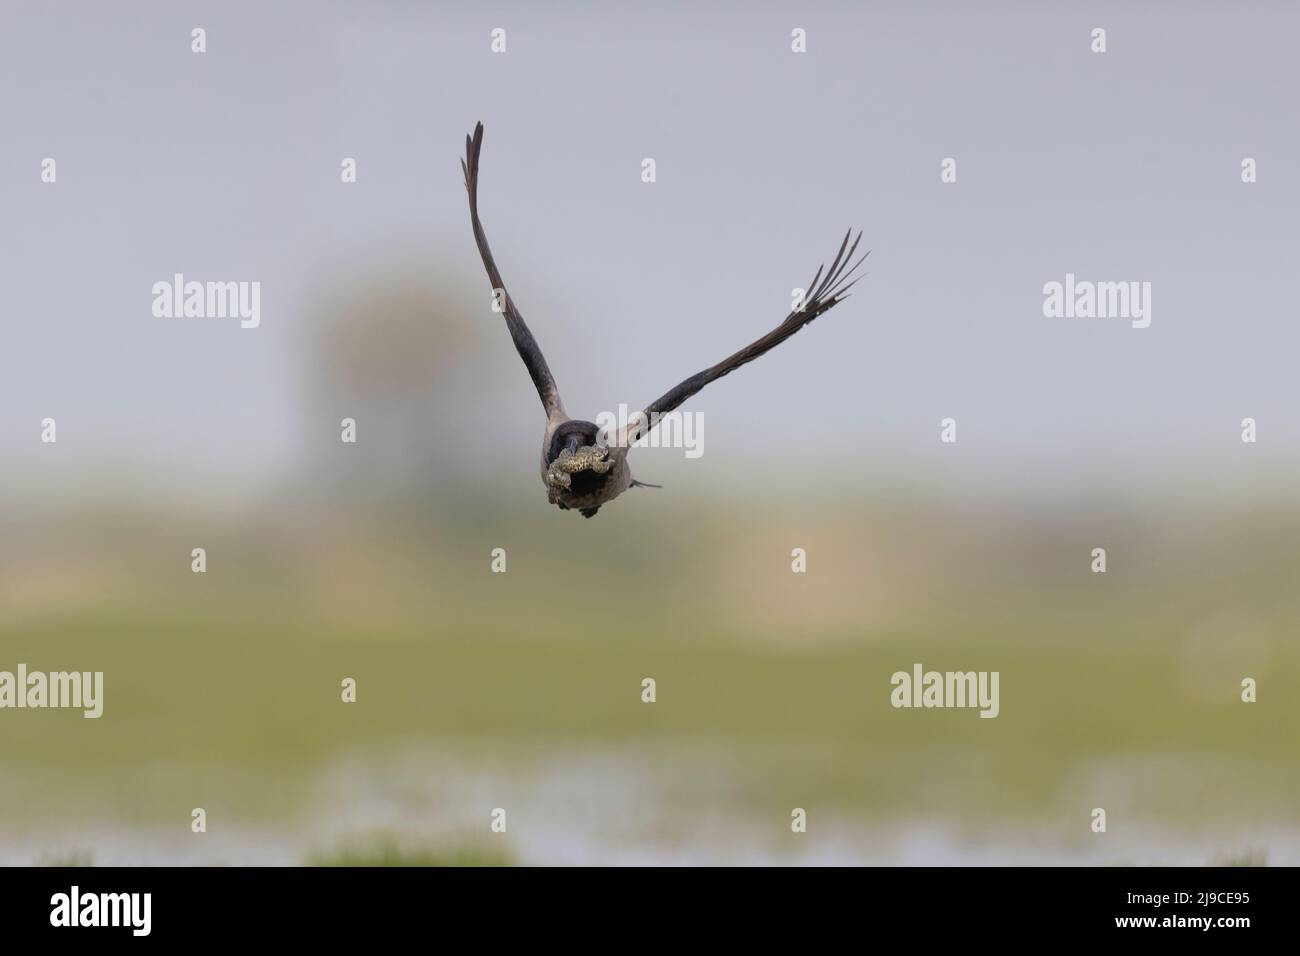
461,122,865,518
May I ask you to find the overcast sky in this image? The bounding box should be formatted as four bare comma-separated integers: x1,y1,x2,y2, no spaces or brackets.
2,1,1297,502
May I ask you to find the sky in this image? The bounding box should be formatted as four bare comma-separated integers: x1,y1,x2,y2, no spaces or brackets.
2,0,1297,503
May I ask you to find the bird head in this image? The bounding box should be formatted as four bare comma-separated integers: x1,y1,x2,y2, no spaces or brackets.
545,418,618,509
546,419,603,465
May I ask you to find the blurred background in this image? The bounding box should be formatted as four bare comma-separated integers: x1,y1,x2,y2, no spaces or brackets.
1,1,1297,864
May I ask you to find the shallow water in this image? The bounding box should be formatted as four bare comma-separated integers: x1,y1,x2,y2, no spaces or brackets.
6,749,1287,866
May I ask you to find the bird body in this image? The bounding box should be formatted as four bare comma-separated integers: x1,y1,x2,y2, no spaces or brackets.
540,418,631,516
461,122,866,518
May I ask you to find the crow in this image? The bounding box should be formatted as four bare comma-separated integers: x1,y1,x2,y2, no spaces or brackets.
461,122,866,518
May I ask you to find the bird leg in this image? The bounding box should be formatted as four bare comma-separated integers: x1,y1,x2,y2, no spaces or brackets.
546,444,612,502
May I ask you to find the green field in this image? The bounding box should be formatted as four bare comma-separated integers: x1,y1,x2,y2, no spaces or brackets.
2,490,1297,864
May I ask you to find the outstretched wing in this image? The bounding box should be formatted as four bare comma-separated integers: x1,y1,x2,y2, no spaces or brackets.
462,122,566,420
617,230,866,447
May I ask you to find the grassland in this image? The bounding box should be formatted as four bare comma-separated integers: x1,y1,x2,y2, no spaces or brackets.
2,488,1297,863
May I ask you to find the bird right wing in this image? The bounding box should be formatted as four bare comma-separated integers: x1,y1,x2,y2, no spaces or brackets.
462,122,567,421
614,230,866,450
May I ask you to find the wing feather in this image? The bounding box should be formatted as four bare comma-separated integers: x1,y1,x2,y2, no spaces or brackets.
463,122,566,420
618,231,866,446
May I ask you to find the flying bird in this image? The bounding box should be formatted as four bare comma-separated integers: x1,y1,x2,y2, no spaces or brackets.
461,122,866,518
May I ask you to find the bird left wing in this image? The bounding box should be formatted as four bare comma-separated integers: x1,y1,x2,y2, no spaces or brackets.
462,121,567,421
614,230,866,449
